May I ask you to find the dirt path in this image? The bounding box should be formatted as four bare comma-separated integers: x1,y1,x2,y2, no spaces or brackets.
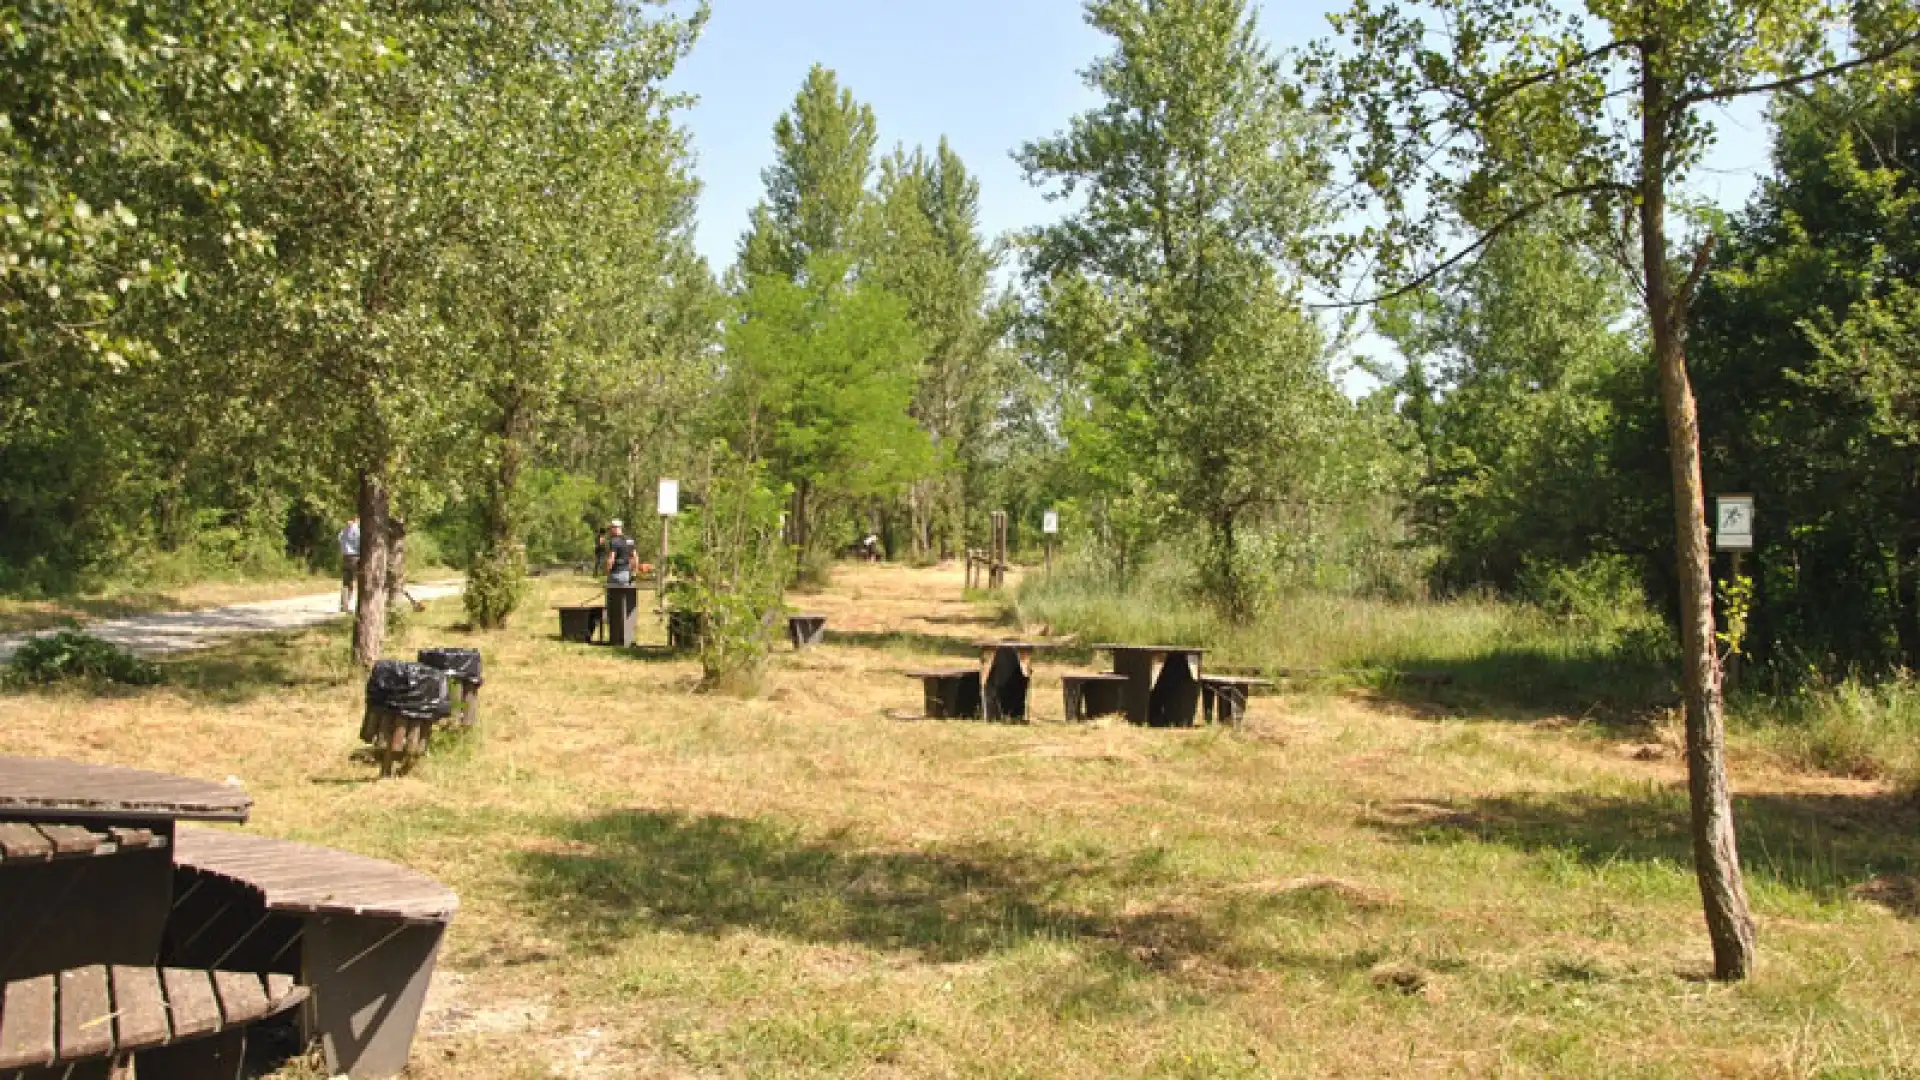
0,581,464,662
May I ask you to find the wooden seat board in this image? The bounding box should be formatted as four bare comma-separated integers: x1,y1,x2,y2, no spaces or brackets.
160,967,220,1040
36,824,100,856
55,966,113,1061
0,823,53,861
211,971,268,1026
0,974,55,1069
175,829,458,922
0,757,250,823
109,966,170,1048
108,827,156,850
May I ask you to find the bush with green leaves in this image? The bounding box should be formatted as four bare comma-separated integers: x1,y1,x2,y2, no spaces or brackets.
464,544,528,630
5,633,161,689
677,448,794,694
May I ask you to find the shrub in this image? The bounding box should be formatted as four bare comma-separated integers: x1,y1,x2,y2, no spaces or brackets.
5,632,161,689
678,448,793,695
465,543,528,629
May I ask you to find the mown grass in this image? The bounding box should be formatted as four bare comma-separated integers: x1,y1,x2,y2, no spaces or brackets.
0,563,1915,1078
0,572,340,634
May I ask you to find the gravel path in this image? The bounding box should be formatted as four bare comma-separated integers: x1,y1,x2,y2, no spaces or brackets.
0,581,465,663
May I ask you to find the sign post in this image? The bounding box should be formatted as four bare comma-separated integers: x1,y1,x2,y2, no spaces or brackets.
1714,494,1754,689
657,478,679,611
1042,509,1059,576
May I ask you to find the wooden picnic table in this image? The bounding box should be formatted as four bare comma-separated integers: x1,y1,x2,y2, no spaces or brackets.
973,640,1058,723
1095,645,1208,727
0,757,250,986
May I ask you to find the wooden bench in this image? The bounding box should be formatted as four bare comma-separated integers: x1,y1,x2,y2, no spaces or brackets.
787,613,828,649
169,828,458,1079
556,605,603,643
0,964,305,1079
906,669,982,720
1061,673,1130,722
1200,674,1273,725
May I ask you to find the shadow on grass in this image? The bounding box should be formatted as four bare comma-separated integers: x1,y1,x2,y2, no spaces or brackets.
1367,787,1919,912
511,809,1382,977
821,629,980,660
156,627,353,705
1357,644,1676,725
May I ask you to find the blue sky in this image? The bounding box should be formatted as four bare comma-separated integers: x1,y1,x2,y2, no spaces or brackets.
666,0,1777,344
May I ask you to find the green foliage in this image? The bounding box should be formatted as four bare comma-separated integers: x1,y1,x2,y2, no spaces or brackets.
1018,0,1353,621
738,65,877,283
724,256,933,555
465,544,529,631
5,632,160,689
678,447,794,694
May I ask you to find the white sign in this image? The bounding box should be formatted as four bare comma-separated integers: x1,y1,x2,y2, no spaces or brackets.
1042,510,1060,535
1715,495,1754,551
657,478,680,517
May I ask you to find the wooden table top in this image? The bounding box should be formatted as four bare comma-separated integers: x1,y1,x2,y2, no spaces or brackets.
1093,644,1210,653
973,640,1060,650
175,827,458,923
0,757,250,824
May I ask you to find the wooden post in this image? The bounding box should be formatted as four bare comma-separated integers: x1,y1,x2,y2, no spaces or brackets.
658,515,670,614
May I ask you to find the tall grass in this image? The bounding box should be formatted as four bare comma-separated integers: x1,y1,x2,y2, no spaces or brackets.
1014,558,1676,714
1019,556,1920,784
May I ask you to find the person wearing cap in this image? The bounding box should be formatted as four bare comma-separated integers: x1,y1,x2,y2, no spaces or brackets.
603,519,639,585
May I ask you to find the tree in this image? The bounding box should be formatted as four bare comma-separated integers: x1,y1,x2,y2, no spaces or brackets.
870,140,1001,558
1689,55,1920,677
738,65,877,283
724,257,932,557
1314,0,1920,980
1018,0,1340,619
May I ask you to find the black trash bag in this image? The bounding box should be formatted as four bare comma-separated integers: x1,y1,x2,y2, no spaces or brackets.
365,660,452,720
417,647,483,687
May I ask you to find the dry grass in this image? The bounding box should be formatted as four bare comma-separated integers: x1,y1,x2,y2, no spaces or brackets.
1,563,1916,1079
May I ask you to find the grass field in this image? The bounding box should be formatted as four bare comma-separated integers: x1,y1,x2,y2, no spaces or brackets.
0,573,342,634
1,563,1915,1078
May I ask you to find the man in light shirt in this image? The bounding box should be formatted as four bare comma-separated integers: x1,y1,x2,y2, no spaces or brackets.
338,516,361,613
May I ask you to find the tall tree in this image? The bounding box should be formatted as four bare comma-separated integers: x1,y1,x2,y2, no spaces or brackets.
1314,0,1920,980
1019,0,1339,619
724,256,931,556
738,65,877,283
870,140,1000,558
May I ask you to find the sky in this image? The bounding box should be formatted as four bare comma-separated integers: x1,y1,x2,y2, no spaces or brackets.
665,0,1779,375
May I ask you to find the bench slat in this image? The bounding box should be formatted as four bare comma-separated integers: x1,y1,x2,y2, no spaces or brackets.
161,968,220,1040
265,973,297,1004
0,974,55,1069
56,966,114,1061
211,971,269,1026
0,822,53,861
36,824,101,856
108,827,156,850
110,966,170,1048
175,829,458,922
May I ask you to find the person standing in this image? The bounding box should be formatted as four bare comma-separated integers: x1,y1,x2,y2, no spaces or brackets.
592,526,609,577
338,516,362,613
603,519,638,584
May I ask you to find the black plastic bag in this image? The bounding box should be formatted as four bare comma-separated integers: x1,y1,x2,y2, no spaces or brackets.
365,660,452,720
417,647,483,687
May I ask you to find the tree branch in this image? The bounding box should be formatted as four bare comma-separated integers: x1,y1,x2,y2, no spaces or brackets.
1675,31,1920,108
1474,38,1648,112
1673,233,1718,328
1311,180,1636,309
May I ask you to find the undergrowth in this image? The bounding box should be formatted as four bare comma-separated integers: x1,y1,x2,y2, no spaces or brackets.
4,632,162,689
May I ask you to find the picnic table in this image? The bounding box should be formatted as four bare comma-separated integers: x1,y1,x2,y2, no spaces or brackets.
973,640,1056,722
0,756,456,1079
1096,644,1208,727
787,613,828,650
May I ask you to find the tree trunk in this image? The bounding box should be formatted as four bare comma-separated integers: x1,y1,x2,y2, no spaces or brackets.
351,469,391,669
1897,457,1920,668
1642,59,1756,981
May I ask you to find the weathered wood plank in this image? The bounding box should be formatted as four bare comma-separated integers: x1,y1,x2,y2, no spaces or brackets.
209,971,268,1026
0,974,56,1069
0,756,251,822
174,829,458,922
159,968,220,1040
35,824,101,857
263,973,297,1005
0,823,53,860
56,966,113,1061
107,827,155,850
109,966,169,1048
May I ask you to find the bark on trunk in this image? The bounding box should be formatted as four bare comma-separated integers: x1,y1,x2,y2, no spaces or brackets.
351,470,391,669
1642,56,1756,981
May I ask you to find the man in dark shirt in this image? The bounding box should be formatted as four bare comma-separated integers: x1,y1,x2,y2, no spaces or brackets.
603,519,639,585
